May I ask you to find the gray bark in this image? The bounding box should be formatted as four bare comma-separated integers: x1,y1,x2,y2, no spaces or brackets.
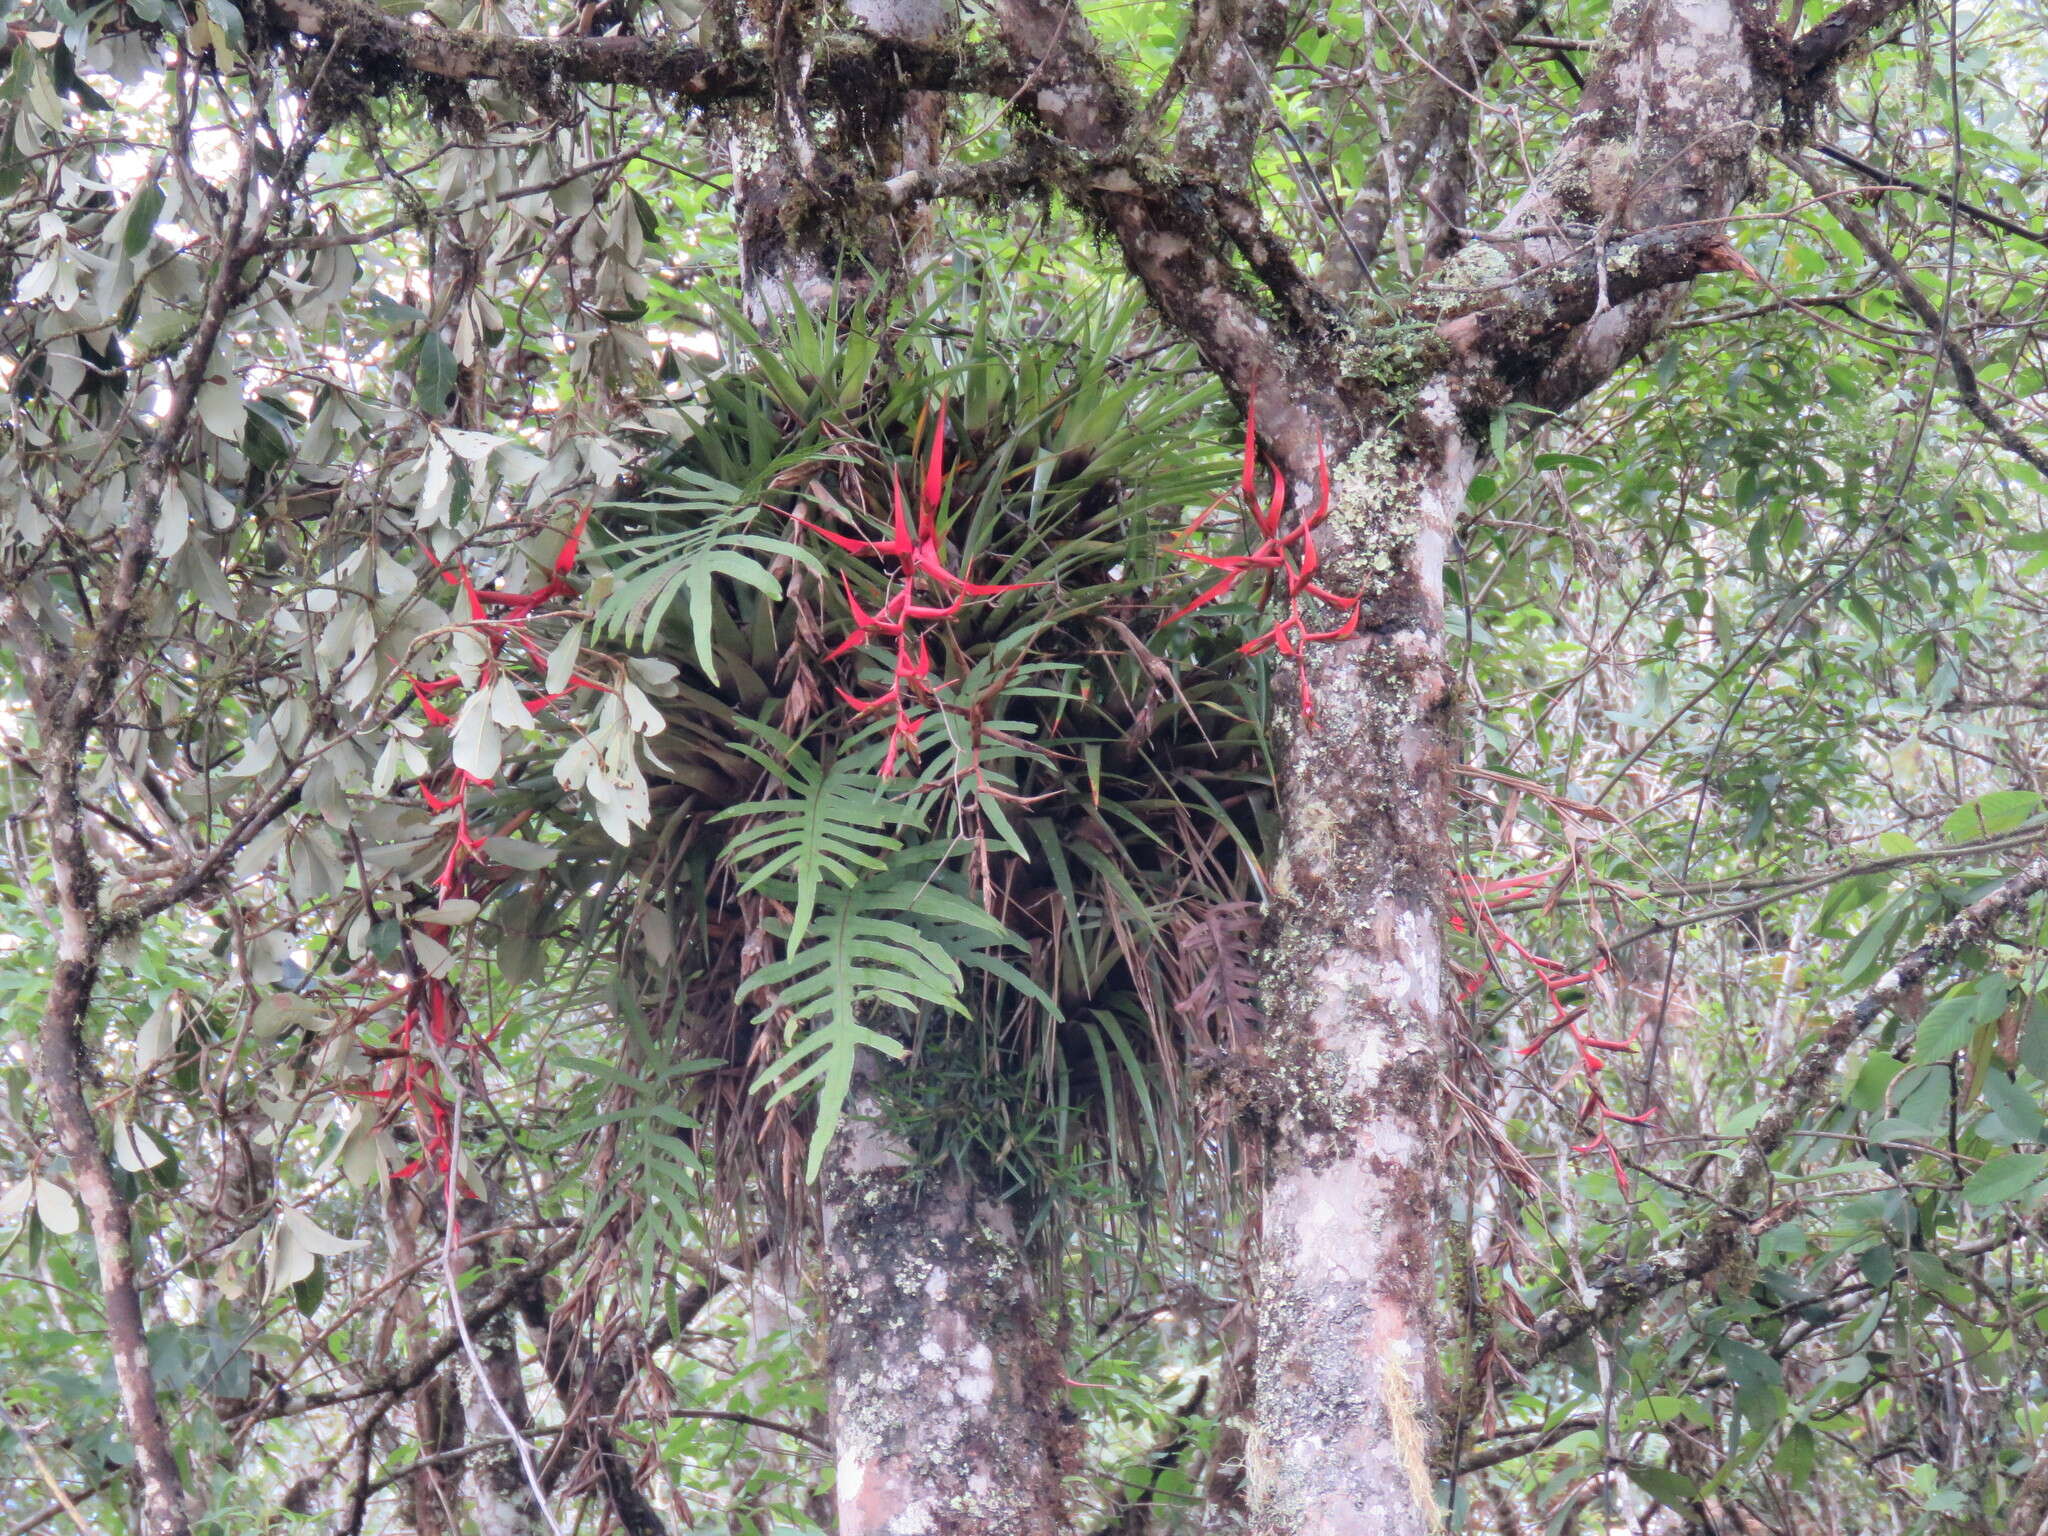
821,1076,1072,1536
1244,394,1472,1536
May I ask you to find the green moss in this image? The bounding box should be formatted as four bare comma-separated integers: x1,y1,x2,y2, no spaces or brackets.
1412,242,1516,323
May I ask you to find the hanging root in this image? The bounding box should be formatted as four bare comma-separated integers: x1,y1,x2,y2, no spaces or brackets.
1383,1355,1444,1534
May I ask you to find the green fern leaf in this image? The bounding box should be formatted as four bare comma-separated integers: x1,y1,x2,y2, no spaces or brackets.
738,857,1020,1180
592,487,815,677
715,729,915,949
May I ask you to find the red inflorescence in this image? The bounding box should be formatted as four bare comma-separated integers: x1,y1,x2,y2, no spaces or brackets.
1455,867,1655,1189
1159,404,1365,721
793,402,1035,776
373,506,603,1203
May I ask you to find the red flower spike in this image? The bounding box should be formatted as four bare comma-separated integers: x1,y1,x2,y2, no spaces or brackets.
902,593,970,622
552,504,593,577
1163,420,1362,721
1257,468,1288,538
836,685,899,715
386,510,592,1210
1454,864,1657,1186
793,511,907,561
783,398,1050,782
922,399,948,534
1162,571,1248,628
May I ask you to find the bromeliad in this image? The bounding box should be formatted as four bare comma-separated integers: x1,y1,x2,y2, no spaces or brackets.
1160,404,1364,720
376,506,604,1206
1452,866,1655,1188
792,401,1035,776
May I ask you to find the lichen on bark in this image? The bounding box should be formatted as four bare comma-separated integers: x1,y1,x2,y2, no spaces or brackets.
1245,400,1471,1536
820,1070,1074,1536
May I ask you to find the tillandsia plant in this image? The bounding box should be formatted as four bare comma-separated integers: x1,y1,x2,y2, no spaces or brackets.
1453,866,1655,1187
14,0,2048,1525
794,398,1040,777
374,511,611,1197
503,278,1277,1203
1162,404,1364,719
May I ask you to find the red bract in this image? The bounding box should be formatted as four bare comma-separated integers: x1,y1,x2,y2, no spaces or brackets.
371,503,601,1223
792,402,1036,777
1160,405,1365,721
1455,866,1655,1189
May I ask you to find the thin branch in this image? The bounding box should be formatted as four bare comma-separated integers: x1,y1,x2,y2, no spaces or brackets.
250,1233,581,1421
1521,851,2048,1364
1814,142,2048,251
1323,0,1544,292
1785,154,2048,478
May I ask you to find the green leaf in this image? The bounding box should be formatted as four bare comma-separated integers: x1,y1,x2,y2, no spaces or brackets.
1980,1070,2047,1143
716,732,912,950
1838,894,1914,990
122,182,163,258
1623,1466,1698,1510
1915,992,1986,1061
1848,1051,1905,1110
739,857,1022,1181
1963,1151,2046,1206
1774,1421,1816,1489
1941,790,2044,843
591,491,812,679
414,333,459,418
205,0,247,48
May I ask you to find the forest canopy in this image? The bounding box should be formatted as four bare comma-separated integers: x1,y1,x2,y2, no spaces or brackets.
1,0,2046,1533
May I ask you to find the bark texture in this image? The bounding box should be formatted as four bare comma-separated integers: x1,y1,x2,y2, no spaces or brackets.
36,947,197,1536
462,1221,545,1536
1238,3,1914,1523
1244,397,1472,1536
821,1081,1072,1536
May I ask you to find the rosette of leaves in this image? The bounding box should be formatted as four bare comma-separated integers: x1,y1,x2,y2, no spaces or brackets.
490,270,1279,1254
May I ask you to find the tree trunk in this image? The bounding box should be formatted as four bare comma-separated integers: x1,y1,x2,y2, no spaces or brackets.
435,1187,547,1536
722,4,1079,1526
31,728,196,1536
820,1072,1072,1536
1244,403,1473,1536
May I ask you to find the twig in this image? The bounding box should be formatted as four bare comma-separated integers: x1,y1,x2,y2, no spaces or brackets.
1521,852,2048,1363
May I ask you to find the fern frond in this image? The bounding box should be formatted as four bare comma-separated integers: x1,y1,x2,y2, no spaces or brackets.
715,728,917,949
739,856,1021,1178
592,489,815,675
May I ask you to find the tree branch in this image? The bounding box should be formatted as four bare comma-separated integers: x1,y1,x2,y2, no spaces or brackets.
512,1232,770,1536
1814,142,2048,252
1787,0,1919,83
1167,0,1289,188
1434,228,1759,384
1323,0,1543,292
263,0,1004,99
252,1233,581,1422
987,0,1347,469
1786,154,2048,479
20,89,275,1536
1521,851,2048,1364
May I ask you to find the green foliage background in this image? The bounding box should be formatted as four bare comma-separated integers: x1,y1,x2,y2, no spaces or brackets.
1,0,2046,1529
